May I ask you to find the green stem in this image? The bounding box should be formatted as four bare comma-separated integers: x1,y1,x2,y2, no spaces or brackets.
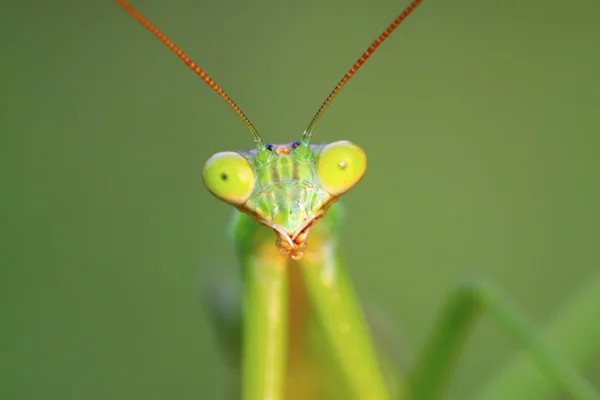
475,273,600,399
408,277,599,400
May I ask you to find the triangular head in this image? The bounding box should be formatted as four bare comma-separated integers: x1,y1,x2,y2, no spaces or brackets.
202,140,366,259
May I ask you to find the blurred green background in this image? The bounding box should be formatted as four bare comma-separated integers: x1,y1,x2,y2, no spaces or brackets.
2,0,599,398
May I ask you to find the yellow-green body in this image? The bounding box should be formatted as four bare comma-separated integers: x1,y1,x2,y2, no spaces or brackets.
228,203,398,399
117,0,600,398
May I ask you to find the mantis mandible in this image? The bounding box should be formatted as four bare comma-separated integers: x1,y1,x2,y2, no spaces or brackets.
116,0,600,398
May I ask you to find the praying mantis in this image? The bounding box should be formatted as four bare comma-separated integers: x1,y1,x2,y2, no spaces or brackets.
116,0,600,398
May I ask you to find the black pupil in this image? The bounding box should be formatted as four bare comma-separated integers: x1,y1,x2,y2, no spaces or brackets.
266,144,273,151
220,172,228,181
292,141,299,148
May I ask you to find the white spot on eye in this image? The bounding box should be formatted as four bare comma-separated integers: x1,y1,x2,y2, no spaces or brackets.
338,161,347,169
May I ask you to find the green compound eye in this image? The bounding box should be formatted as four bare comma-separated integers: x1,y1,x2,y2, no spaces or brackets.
316,140,367,197
202,152,256,205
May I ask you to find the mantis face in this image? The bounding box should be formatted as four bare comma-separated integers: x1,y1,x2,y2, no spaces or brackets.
202,140,366,259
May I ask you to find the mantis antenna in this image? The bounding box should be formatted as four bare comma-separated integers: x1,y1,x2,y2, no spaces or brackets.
301,0,425,146
115,0,266,151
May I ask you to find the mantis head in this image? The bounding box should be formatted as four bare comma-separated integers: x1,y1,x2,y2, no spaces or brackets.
202,140,366,259
116,0,424,259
